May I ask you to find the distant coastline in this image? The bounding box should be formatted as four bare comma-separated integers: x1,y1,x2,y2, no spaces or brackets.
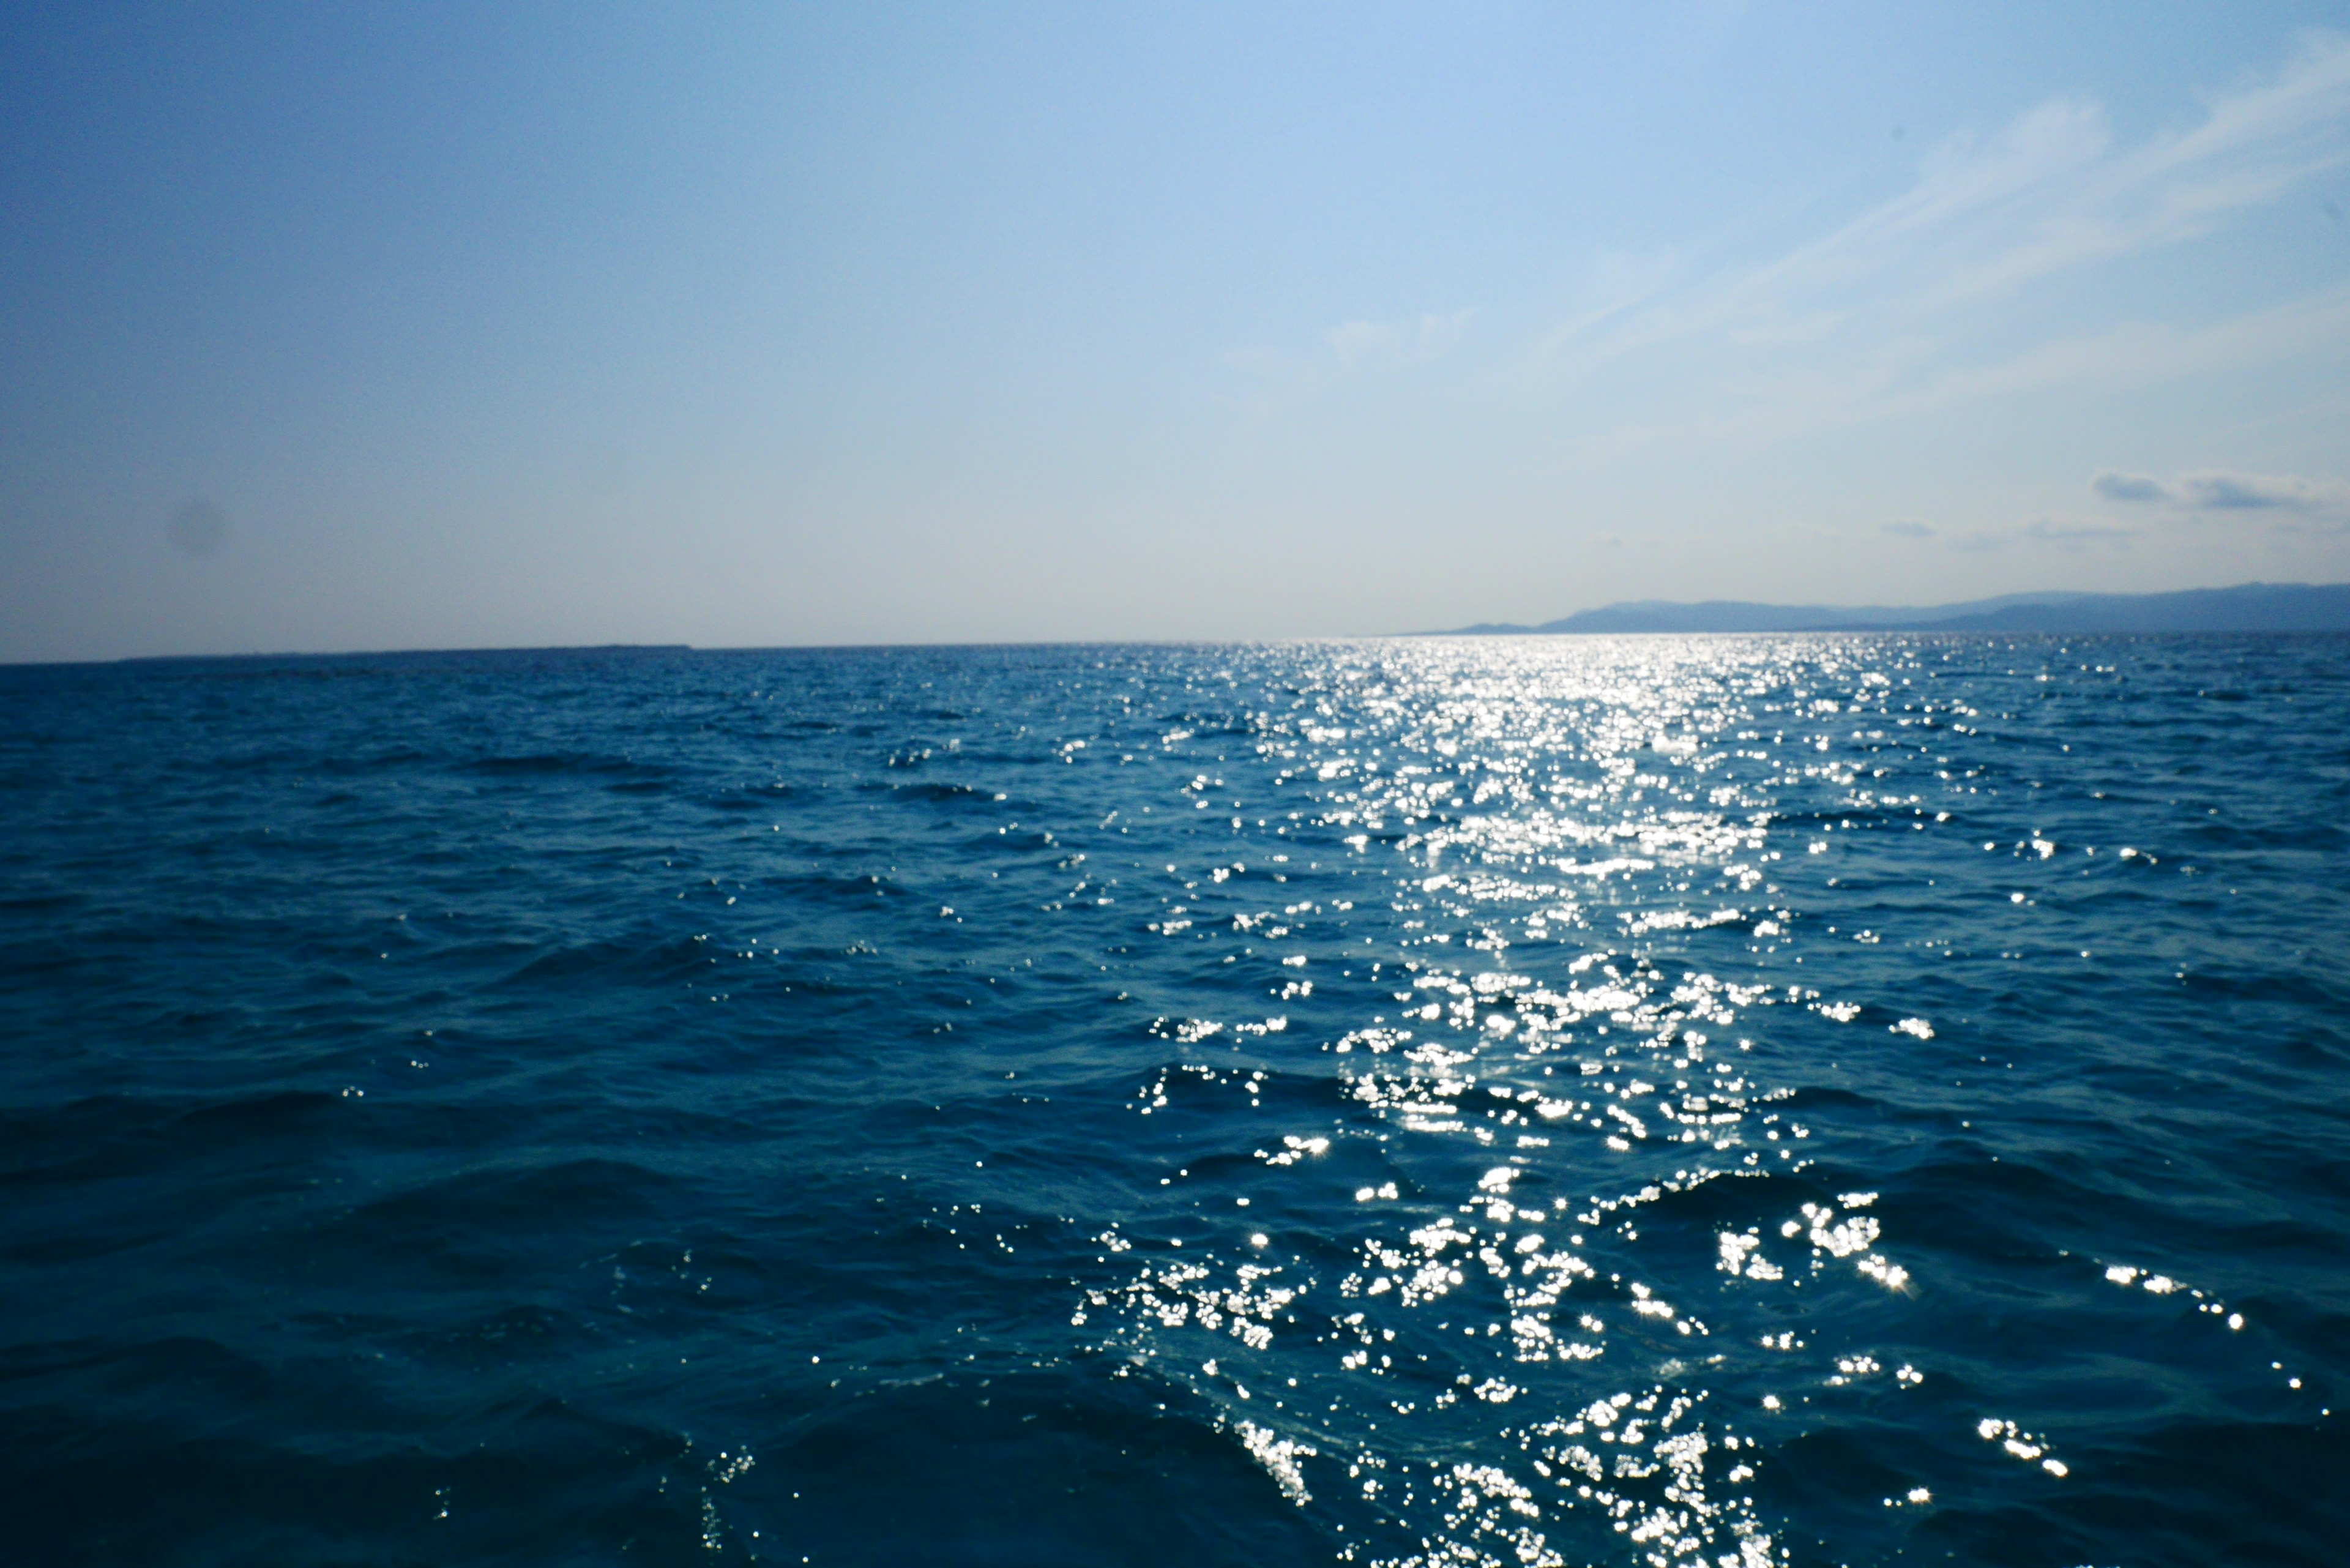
1425,581,2350,635
107,644,695,666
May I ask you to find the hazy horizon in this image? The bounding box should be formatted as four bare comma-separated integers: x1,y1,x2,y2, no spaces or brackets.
7,4,2350,662
1,577,2338,666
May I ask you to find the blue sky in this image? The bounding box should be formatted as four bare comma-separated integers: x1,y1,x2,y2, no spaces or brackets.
5,2,2349,658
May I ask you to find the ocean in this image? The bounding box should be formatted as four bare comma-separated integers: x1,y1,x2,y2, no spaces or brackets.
1,636,2343,1567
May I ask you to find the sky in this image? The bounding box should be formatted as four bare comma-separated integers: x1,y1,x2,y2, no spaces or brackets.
5,2,2350,660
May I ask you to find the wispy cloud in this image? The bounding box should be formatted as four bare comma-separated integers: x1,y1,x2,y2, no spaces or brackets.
1324,310,1472,367
2092,471,2171,502
1541,32,2350,437
1228,309,1473,411
2024,517,2135,543
2091,467,2350,509
1565,281,2350,458
1879,519,1935,539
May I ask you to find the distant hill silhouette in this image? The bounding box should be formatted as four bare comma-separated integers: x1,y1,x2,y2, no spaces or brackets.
1434,582,2350,635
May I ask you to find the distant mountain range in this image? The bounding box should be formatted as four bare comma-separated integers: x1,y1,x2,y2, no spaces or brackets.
1433,581,2350,635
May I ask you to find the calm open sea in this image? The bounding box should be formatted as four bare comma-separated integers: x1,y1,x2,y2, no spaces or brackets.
1,637,2344,1567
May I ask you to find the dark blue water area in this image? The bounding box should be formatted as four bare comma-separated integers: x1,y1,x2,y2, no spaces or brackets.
1,637,2344,1567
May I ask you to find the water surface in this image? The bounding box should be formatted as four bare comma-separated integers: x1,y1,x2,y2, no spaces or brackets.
2,637,2343,1566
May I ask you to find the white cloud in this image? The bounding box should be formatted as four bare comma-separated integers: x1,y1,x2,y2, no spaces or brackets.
1532,282,2350,471
1228,309,1473,411
1538,33,2350,438
2023,517,2135,543
1326,310,1472,367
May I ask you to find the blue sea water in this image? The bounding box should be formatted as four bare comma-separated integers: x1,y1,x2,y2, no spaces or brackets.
1,636,2344,1567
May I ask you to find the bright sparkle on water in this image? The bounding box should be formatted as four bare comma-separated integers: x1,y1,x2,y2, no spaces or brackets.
1,634,2339,1567
1053,638,2291,1567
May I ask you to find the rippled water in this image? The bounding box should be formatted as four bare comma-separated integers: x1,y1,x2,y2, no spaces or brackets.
2,637,2344,1566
